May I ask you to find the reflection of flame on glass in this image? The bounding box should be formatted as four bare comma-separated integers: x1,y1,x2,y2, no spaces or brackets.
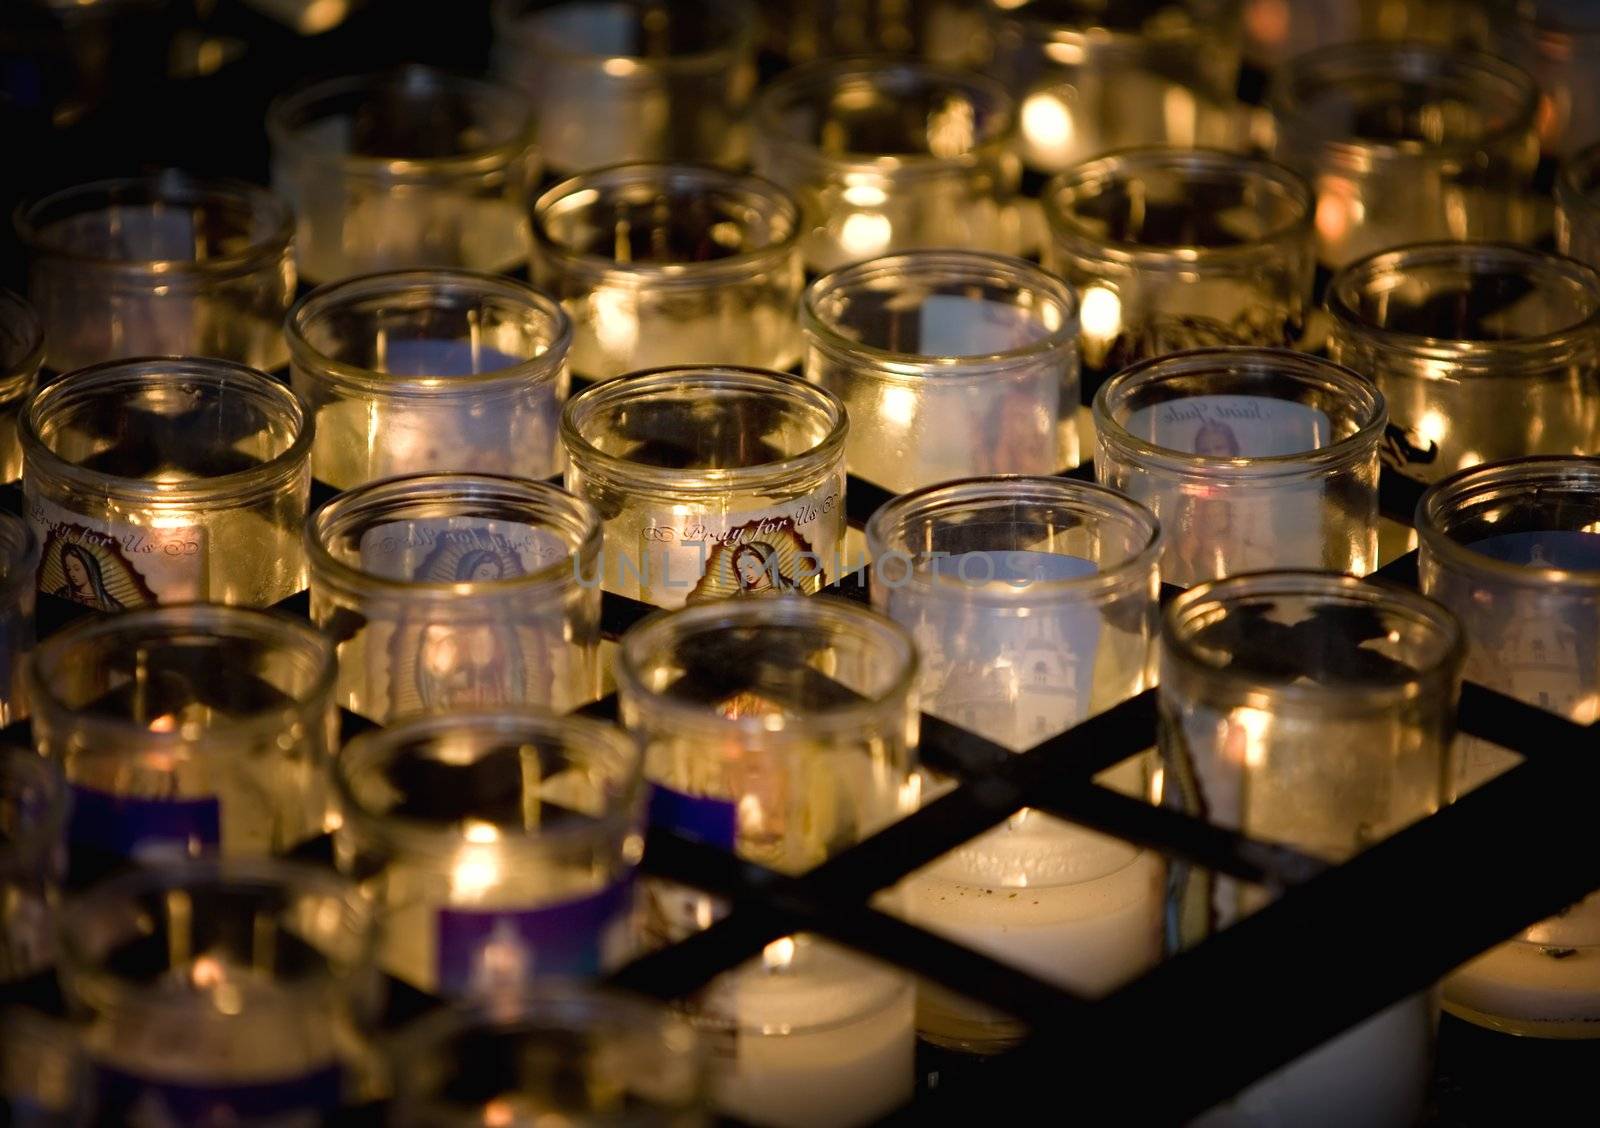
1163,86,1197,146
927,95,976,158
483,1100,516,1128
1022,90,1075,168
1231,706,1272,769
1417,408,1448,450
450,845,504,902
1079,284,1121,363
839,212,892,260
590,283,641,362
763,935,796,972
880,384,918,431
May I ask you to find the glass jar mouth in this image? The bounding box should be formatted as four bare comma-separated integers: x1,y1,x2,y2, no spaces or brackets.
334,709,644,854
1268,42,1539,161
286,270,572,395
0,746,66,877
615,596,919,739
753,59,1017,174
14,173,293,280
492,0,757,69
26,604,338,757
307,473,602,600
266,67,536,180
532,162,802,284
560,366,848,495
1093,347,1387,476
1325,241,1600,366
0,288,44,397
20,357,313,506
1416,455,1600,589
864,475,1162,604
801,251,1079,376
1041,147,1314,265
0,511,40,606
1164,570,1465,705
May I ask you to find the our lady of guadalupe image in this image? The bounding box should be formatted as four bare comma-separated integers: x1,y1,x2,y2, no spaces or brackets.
688,522,816,603
38,525,155,611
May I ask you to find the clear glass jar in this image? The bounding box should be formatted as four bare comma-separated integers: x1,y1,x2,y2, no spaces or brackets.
531,164,804,380
1269,43,1542,268
0,512,39,725
287,270,571,489
307,473,603,722
1162,571,1462,1127
26,604,338,863
14,173,294,373
561,368,847,608
386,985,710,1126
268,67,539,285
1041,148,1315,395
334,710,644,998
58,859,380,1121
0,746,66,984
866,475,1163,1052
751,59,1023,271
1326,241,1600,483
1506,6,1600,157
1417,456,1600,1037
490,0,758,176
1557,140,1600,270
616,596,918,1128
801,250,1077,493
0,288,44,482
21,357,313,608
1095,347,1385,588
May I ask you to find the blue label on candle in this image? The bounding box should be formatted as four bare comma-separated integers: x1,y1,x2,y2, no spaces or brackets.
435,877,634,997
1468,532,1600,571
647,783,738,851
381,339,525,377
93,1063,341,1120
68,784,220,861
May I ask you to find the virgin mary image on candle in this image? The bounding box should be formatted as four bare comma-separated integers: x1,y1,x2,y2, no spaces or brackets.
38,527,153,611
688,522,816,602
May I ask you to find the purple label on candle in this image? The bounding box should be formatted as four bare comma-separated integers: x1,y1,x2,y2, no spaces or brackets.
647,783,738,851
435,877,634,997
93,1062,341,1120
381,339,525,377
1468,532,1600,570
68,784,220,860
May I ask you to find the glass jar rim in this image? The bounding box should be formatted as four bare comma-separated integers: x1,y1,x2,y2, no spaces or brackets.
14,173,293,281
531,162,802,285
266,67,536,180
1416,455,1600,590
286,269,572,396
1325,241,1600,367
492,0,757,69
864,475,1162,604
0,746,66,877
616,595,919,740
0,511,40,607
753,59,1017,176
560,366,848,495
1164,570,1465,705
335,709,644,856
307,472,602,601
26,603,338,757
1093,347,1387,477
801,250,1079,379
20,357,313,506
0,288,44,398
1041,146,1314,266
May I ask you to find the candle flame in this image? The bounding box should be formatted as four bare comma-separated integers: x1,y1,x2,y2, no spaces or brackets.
763,936,796,972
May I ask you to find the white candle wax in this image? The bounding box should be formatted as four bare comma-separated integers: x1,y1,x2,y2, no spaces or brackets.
1444,894,1600,1036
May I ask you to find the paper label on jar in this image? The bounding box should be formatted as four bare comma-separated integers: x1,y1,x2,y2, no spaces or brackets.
94,1063,341,1123
1123,395,1332,458
435,877,635,998
380,339,526,377
29,495,204,610
635,474,844,608
358,517,570,582
68,783,220,862
918,296,1050,358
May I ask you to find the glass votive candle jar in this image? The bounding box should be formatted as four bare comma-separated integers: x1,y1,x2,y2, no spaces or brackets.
0,512,39,725
1094,348,1385,589
20,357,312,608
1041,148,1315,394
287,270,571,489
1268,43,1542,269
0,288,44,481
0,746,66,984
866,476,1164,1052
616,596,918,1128
334,710,644,998
1557,141,1600,271
58,859,379,1121
531,164,804,380
1507,7,1600,157
26,604,338,863
1326,242,1600,483
1417,456,1600,1036
561,367,847,608
387,985,709,1126
15,174,295,373
307,473,602,722
491,0,758,176
267,68,539,285
1162,571,1463,1126
801,250,1077,492
751,59,1023,272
